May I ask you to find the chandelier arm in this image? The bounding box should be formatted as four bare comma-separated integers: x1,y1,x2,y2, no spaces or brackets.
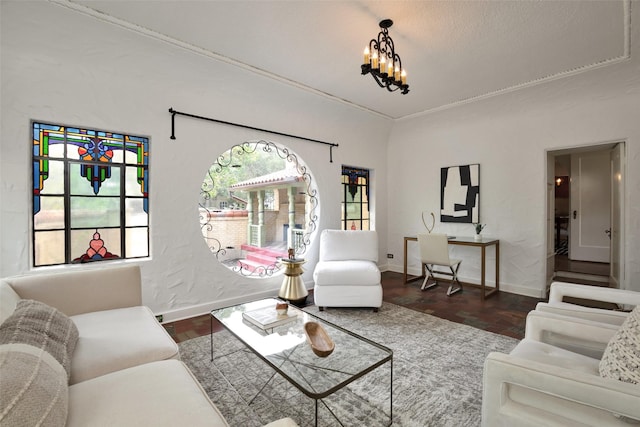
393,53,402,71
371,73,387,88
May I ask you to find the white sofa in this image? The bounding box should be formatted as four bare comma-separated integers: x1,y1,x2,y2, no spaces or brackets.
482,310,640,426
0,264,297,427
312,229,382,311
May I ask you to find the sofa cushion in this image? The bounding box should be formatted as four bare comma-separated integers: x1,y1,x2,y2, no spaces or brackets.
69,305,179,384
67,360,229,427
0,281,21,325
600,305,640,385
0,299,79,379
0,343,68,427
313,260,381,287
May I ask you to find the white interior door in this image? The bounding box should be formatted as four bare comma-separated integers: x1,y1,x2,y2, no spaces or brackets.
610,143,624,288
569,151,611,262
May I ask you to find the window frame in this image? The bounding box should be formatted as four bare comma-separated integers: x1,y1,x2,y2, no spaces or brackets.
341,165,370,231
31,121,150,267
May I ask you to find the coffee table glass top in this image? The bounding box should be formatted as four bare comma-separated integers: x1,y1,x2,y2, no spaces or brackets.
211,298,392,399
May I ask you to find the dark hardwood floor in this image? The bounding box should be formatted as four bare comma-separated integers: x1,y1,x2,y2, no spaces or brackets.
164,271,546,342
381,272,543,339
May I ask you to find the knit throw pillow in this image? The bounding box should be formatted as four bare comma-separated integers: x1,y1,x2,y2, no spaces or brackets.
0,299,79,379
600,305,640,385
0,343,68,427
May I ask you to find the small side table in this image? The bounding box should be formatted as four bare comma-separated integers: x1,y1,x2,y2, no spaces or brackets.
278,258,308,307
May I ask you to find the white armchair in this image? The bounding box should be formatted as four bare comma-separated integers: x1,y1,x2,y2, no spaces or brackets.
482,310,640,426
536,281,640,326
312,230,382,312
534,282,640,358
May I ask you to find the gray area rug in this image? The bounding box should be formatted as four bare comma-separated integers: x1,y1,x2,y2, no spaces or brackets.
179,302,518,427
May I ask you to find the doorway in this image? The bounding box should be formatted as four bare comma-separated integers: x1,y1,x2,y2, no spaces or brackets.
546,142,625,289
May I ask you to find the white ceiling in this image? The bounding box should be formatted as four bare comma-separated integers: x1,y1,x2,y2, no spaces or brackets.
71,0,630,120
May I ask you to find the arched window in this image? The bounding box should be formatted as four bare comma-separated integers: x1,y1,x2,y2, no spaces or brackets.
199,140,318,277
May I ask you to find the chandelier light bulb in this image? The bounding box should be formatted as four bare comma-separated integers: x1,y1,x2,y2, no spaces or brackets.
363,47,370,65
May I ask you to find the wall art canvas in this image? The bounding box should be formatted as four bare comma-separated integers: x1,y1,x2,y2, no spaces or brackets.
440,164,479,223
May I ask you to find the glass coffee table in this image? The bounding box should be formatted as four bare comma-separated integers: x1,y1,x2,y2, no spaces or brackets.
211,298,393,426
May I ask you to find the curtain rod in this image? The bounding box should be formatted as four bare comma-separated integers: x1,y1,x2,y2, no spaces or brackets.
168,108,339,163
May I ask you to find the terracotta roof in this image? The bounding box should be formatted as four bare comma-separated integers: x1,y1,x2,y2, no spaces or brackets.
230,169,305,190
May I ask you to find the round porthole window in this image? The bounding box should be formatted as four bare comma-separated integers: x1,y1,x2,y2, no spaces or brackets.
198,140,318,277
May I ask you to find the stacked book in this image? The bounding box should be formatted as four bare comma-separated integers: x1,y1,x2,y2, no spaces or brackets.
242,306,297,330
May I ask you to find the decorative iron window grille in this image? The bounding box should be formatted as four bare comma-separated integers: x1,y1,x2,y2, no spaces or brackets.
31,122,149,267
341,166,370,231
199,140,318,278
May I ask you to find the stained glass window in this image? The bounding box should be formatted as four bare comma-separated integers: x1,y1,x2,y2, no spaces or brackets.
32,122,149,267
341,166,370,231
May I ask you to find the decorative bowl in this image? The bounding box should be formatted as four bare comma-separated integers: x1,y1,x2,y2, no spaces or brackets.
304,321,335,357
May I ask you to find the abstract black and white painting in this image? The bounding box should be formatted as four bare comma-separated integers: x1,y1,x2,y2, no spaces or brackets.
440,164,479,223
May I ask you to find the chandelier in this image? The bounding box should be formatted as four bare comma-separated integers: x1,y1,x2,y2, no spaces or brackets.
361,19,409,95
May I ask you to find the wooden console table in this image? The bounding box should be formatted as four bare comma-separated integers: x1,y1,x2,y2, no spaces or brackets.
403,236,500,300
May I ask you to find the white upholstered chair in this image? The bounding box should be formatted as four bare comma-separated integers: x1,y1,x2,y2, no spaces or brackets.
532,281,640,359
417,233,462,296
536,281,640,326
312,230,382,312
482,310,640,426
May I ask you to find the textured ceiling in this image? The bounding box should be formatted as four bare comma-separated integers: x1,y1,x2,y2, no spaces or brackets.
71,0,630,120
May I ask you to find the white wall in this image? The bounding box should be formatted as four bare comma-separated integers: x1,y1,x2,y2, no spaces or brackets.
386,42,640,297
0,1,391,320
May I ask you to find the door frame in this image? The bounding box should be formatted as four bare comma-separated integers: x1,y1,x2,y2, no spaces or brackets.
545,141,626,290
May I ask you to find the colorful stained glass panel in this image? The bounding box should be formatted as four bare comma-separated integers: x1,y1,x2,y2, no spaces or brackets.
125,228,149,258
125,199,147,227
125,136,149,166
69,163,121,196
34,196,65,230
71,228,120,262
70,197,120,228
33,123,66,159
341,166,370,231
345,203,360,220
32,121,149,267
34,230,65,266
125,165,147,197
362,203,370,219
37,160,64,195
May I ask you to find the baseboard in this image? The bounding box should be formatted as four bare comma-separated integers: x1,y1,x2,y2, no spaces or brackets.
498,283,546,298
155,284,312,324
